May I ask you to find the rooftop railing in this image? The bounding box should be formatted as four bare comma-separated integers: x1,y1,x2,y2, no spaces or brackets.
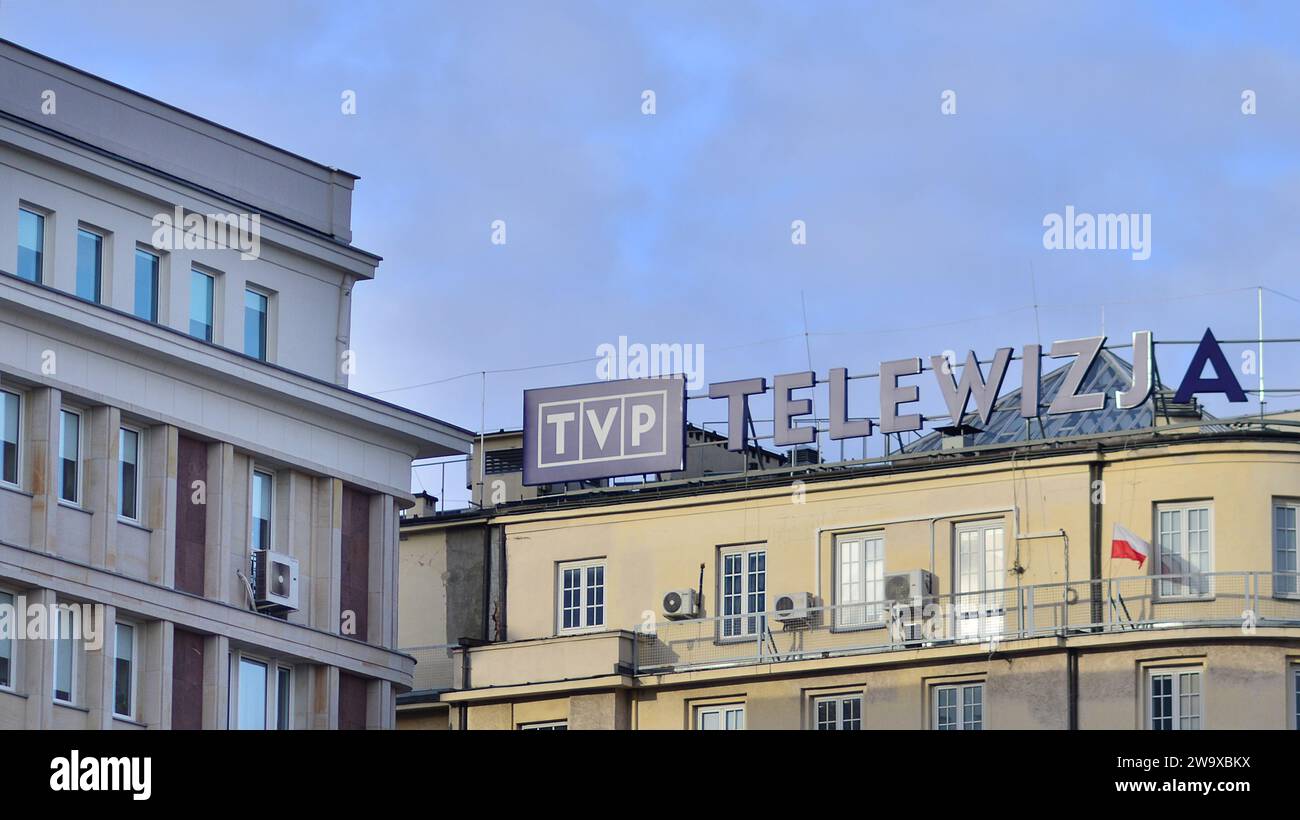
633,571,1300,675
403,643,457,692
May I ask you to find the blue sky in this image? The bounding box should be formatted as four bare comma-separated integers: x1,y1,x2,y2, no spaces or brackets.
5,1,1300,504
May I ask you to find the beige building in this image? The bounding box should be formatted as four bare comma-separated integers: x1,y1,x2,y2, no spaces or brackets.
0,40,472,729
399,354,1300,730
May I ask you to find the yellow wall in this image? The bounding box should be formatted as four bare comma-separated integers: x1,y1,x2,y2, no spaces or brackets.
497,442,1300,642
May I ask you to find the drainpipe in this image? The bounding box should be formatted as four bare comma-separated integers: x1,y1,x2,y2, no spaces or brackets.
1089,458,1104,627
1067,647,1079,730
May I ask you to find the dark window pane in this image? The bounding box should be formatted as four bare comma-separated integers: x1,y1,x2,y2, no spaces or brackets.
17,209,43,283
244,289,268,360
1,391,18,486
76,229,102,303
189,270,214,341
134,250,159,322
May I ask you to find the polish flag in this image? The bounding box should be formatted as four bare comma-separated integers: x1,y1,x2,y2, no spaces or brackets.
1111,523,1150,567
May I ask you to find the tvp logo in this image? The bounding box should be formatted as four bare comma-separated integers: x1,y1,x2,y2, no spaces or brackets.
523,377,686,485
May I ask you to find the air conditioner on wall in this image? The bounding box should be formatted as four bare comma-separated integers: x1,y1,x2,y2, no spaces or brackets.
253,550,300,613
884,570,937,606
662,588,699,620
773,592,816,627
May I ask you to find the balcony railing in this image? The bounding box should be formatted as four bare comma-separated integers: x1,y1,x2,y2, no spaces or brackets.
633,571,1300,675
404,644,457,692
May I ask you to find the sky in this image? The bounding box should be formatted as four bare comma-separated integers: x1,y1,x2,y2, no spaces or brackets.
4,1,1300,506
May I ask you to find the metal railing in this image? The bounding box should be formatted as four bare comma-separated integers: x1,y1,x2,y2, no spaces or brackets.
404,643,457,692
632,571,1300,675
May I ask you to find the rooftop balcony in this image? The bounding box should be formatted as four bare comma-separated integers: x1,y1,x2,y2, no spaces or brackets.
633,571,1300,676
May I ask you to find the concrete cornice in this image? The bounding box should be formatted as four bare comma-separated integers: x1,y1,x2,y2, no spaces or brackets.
0,273,472,462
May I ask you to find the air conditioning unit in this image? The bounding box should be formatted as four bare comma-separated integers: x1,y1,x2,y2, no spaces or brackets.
773,592,816,627
662,588,699,620
253,550,299,613
884,570,937,606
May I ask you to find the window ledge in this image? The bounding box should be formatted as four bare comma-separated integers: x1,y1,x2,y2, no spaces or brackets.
0,483,32,499
116,518,152,533
112,715,146,728
57,501,92,516
53,700,89,713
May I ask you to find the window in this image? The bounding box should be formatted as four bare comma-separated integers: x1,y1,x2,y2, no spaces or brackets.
17,208,44,283
0,389,18,487
836,533,884,627
956,521,1005,639
1293,665,1299,730
275,666,292,730
520,721,568,731
557,559,605,632
720,546,765,639
189,269,215,342
251,470,273,552
934,682,983,730
58,409,80,504
1148,668,1201,730
76,228,103,303
113,622,135,719
229,653,291,730
133,249,159,322
1155,503,1213,599
118,427,141,521
0,590,12,689
235,656,267,729
696,703,745,730
1275,501,1298,597
814,693,862,730
53,606,75,704
244,288,268,360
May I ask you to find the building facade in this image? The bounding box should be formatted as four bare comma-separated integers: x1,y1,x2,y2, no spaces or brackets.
0,41,472,729
398,358,1300,730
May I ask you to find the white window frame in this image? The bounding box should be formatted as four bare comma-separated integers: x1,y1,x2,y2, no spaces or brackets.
52,604,77,705
812,693,863,730
1154,502,1214,600
132,246,162,324
0,587,15,692
556,558,606,634
1291,663,1299,731
933,681,984,730
719,544,766,641
1147,666,1202,730
228,650,292,730
75,225,105,304
58,407,83,506
834,532,885,629
17,204,48,284
250,468,275,553
0,388,21,490
112,620,138,721
243,285,272,361
1274,500,1299,599
695,703,745,730
955,521,1006,640
117,425,143,523
519,720,568,730
189,267,217,343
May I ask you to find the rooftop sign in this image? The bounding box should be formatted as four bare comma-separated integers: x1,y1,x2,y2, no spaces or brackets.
522,377,686,485
521,328,1248,483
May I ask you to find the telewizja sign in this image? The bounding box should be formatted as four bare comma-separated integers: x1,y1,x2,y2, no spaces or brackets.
521,328,1249,486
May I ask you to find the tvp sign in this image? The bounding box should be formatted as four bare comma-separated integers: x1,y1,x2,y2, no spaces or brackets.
523,377,687,486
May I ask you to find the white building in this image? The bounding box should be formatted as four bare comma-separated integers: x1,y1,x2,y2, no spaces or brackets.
0,39,471,729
